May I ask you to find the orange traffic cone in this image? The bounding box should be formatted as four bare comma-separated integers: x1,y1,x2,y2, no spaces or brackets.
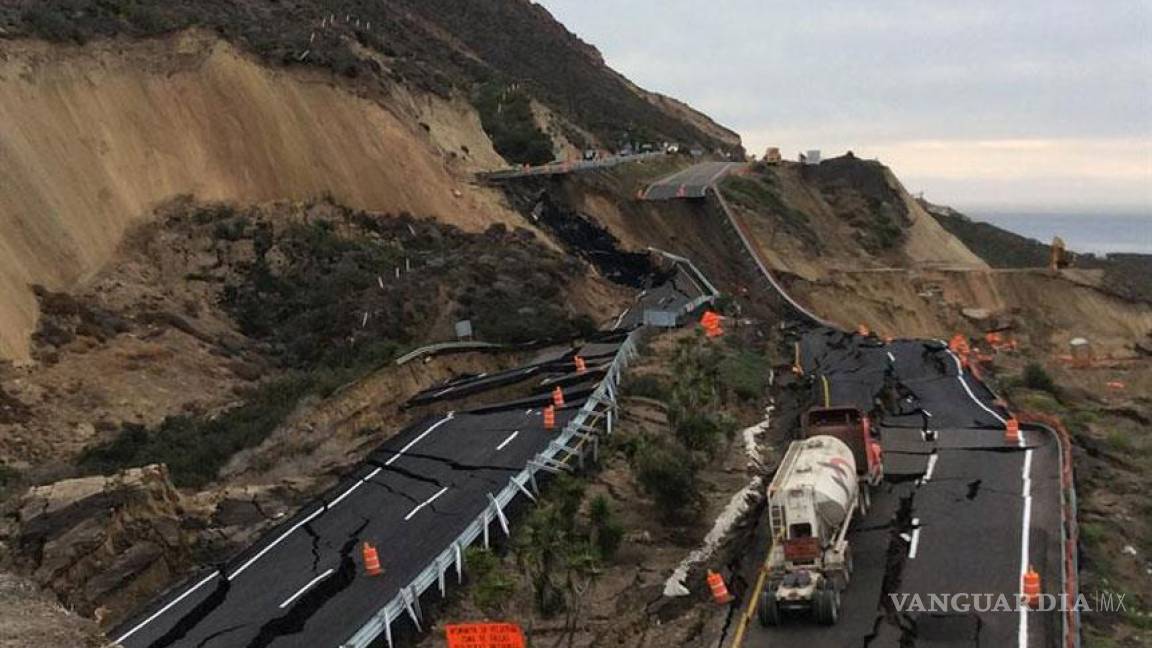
574,356,587,374
706,570,734,605
1005,418,1021,444
543,405,556,430
363,542,382,576
552,386,565,407
1023,566,1041,608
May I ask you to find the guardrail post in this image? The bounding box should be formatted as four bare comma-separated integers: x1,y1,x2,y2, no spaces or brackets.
488,493,510,537
454,542,464,584
511,475,537,501
402,586,422,631
437,556,446,597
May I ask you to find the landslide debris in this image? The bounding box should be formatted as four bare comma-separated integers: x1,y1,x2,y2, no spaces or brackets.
62,198,605,489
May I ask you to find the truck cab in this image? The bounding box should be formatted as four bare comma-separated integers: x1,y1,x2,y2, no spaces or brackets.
802,406,883,490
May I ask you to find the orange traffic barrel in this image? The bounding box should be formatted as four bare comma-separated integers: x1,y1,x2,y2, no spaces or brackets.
363,542,382,576
1004,418,1021,444
706,570,734,605
574,356,587,373
543,405,556,430
1023,565,1041,607
552,386,565,407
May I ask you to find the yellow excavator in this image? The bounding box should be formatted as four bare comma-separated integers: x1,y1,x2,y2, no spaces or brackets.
1049,236,1072,271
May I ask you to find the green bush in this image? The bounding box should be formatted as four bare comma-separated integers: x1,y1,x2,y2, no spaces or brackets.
717,350,770,402
623,374,671,401
1022,363,1058,395
464,547,516,614
673,412,724,455
474,82,555,165
588,495,624,561
77,372,332,487
635,442,700,522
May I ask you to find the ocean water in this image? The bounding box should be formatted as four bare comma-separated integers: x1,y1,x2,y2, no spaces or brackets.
971,212,1152,256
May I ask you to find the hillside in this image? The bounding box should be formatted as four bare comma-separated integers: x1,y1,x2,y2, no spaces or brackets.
0,0,741,362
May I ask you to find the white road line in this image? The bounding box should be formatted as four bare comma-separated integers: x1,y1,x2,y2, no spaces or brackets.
113,572,220,645
385,413,454,466
229,508,324,580
887,351,896,363
922,453,938,482
327,466,383,509
944,350,1007,425
278,568,334,609
404,486,449,521
233,414,454,581
908,518,922,558
704,163,732,186
496,430,520,451
1019,435,1034,648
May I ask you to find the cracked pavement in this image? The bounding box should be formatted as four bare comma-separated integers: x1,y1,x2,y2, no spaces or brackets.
739,328,1063,647
110,341,617,648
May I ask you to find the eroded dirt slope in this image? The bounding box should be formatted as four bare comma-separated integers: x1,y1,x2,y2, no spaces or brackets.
0,32,518,361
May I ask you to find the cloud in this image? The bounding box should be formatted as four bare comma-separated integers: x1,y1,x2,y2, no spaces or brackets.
537,0,1152,210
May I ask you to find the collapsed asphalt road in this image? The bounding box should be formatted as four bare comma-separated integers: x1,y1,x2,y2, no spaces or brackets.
737,328,1063,648
112,261,714,648
111,337,621,648
640,161,743,200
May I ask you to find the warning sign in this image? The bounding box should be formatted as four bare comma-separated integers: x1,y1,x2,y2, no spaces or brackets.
445,622,526,648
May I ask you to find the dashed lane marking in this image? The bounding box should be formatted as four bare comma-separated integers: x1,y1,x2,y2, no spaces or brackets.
496,430,520,451
279,568,335,609
404,486,449,521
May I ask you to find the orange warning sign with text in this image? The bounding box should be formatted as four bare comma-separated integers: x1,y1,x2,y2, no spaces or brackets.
445,622,526,648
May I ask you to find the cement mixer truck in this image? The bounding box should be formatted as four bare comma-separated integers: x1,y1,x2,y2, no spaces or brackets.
758,435,865,626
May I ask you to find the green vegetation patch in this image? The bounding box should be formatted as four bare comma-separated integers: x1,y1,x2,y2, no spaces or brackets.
76,202,596,486
473,82,555,166
721,175,818,248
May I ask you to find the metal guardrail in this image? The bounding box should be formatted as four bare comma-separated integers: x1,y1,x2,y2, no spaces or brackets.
1017,414,1083,648
477,151,665,181
341,328,644,648
394,341,505,365
709,188,833,328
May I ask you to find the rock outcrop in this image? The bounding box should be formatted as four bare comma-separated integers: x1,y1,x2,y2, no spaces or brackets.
2,464,194,625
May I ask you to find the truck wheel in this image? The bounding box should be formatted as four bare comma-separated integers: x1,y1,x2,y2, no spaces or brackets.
758,592,781,627
813,588,841,625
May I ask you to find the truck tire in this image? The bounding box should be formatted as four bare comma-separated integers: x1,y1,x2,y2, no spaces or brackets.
757,592,781,627
813,588,841,625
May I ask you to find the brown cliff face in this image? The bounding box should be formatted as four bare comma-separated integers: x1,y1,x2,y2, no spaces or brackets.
0,32,525,362
3,464,194,623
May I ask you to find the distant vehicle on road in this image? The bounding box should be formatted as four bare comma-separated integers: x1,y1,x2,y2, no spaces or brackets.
582,149,598,161
665,143,680,154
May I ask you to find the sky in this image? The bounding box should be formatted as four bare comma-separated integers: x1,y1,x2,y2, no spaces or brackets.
535,0,1152,215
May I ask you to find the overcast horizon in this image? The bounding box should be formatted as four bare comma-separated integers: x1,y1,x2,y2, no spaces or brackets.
536,0,1152,216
